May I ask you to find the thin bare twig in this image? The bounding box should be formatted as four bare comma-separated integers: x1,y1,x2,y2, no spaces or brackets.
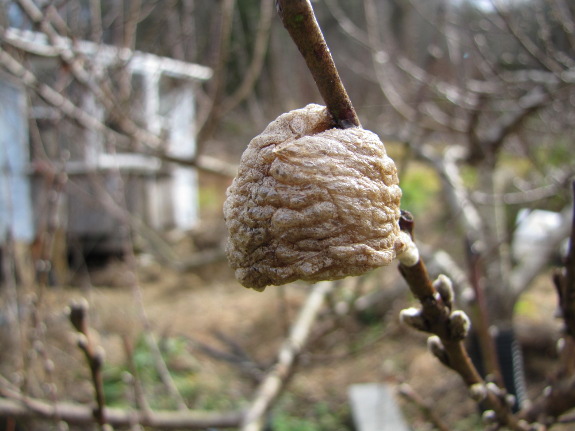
0,394,242,429
241,281,335,431
196,0,235,147
0,45,236,177
122,336,152,415
220,0,274,114
67,300,107,428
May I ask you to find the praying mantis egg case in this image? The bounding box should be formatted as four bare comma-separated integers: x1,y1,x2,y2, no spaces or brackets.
223,104,406,291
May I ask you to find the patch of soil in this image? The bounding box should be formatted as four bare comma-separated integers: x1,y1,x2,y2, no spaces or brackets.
2,246,569,430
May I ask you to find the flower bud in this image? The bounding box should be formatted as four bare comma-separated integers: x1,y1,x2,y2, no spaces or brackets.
433,274,454,308
449,310,471,340
427,335,449,365
399,307,427,332
469,383,487,402
482,410,497,424
397,235,419,267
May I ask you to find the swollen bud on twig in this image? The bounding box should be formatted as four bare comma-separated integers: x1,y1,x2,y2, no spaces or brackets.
76,333,88,350
397,236,419,267
449,310,471,341
68,298,89,333
482,409,497,424
486,382,504,397
433,274,454,309
469,383,487,402
399,307,428,332
427,335,449,366
93,345,106,367
505,393,517,408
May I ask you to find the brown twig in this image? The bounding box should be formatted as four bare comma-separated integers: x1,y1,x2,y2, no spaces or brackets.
67,299,107,428
276,0,360,129
397,212,529,431
240,281,335,431
274,2,522,426
465,237,504,387
122,336,152,415
0,394,243,429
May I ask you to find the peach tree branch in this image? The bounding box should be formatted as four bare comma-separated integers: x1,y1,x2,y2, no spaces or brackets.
68,300,107,428
397,212,530,431
0,393,243,429
276,0,360,129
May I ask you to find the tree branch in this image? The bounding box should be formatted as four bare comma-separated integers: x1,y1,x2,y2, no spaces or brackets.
276,0,360,129
0,395,242,429
241,281,335,431
397,212,529,431
68,300,107,428
220,0,274,114
0,44,236,177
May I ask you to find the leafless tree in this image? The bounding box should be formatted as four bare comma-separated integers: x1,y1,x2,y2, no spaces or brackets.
1,0,575,430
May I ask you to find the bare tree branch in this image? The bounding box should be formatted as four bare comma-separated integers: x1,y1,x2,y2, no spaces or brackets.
397,212,529,431
492,0,564,73
0,43,236,177
241,281,335,431
551,0,575,52
220,0,273,114
67,300,107,428
0,395,243,429
520,182,575,424
398,383,451,431
277,0,360,128
509,206,572,297
364,0,417,123
196,0,236,147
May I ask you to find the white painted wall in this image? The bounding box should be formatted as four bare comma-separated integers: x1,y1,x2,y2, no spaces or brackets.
0,77,34,244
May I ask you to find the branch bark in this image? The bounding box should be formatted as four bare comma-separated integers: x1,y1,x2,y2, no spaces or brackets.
276,0,360,129
0,396,242,429
397,212,529,431
68,300,107,427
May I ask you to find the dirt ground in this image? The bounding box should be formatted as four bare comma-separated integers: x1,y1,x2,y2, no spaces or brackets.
8,249,562,431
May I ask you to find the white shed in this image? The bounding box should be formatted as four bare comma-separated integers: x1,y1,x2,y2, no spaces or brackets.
1,28,212,255
0,74,34,244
